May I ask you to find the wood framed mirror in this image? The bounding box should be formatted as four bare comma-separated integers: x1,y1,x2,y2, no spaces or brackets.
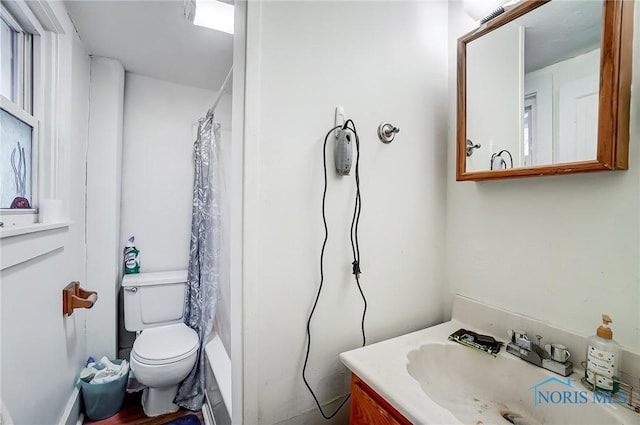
457,0,633,181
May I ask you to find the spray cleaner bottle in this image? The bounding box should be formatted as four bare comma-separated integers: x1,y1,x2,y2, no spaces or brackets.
123,236,140,274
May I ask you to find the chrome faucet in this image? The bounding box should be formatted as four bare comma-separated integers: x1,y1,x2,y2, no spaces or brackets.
506,330,573,377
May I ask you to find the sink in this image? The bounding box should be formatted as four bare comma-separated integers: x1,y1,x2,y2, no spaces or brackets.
407,342,631,425
340,296,640,425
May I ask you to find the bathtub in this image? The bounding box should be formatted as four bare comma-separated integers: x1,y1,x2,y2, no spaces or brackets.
203,334,231,425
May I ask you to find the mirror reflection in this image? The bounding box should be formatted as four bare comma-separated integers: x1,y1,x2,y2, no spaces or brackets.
465,0,603,172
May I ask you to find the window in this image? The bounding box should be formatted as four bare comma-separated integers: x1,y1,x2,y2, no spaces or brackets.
1,4,36,220
1,8,32,112
1,16,17,102
1,103,36,209
523,94,536,167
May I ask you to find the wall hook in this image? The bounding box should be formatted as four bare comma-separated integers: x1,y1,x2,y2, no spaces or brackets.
62,282,98,316
466,139,481,156
377,122,400,143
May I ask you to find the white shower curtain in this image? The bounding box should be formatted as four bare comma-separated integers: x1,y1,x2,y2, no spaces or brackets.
175,109,221,410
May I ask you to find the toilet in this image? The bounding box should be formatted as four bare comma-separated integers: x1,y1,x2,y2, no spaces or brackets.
122,270,199,417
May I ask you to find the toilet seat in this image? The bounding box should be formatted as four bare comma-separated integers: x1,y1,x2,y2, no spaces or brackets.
132,323,199,365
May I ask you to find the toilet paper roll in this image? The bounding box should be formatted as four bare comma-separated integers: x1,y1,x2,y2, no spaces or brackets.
39,199,65,223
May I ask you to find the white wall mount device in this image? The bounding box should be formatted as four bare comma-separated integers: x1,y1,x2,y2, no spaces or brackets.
335,129,353,176
334,106,353,175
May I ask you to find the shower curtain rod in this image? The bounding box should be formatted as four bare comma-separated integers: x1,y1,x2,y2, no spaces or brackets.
209,66,233,114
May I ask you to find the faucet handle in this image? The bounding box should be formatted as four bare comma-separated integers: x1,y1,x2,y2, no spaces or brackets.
544,343,571,363
507,329,533,350
535,335,543,346
508,329,528,341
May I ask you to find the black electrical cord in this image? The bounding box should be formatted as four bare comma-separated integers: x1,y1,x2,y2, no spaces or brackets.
344,119,367,346
498,150,514,168
302,121,367,420
490,149,514,170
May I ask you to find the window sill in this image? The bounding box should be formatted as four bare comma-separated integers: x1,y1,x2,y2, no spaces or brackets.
0,221,70,238
0,221,71,271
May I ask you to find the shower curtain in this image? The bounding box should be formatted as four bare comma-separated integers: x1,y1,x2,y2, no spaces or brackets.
175,109,221,411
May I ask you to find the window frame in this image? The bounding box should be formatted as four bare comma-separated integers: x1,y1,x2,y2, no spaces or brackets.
1,14,18,103
523,94,536,167
1,96,39,214
0,1,40,226
1,5,33,113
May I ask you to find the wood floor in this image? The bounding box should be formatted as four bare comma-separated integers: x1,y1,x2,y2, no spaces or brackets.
84,392,204,425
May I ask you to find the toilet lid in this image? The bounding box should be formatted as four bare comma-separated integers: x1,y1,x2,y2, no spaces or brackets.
132,323,199,365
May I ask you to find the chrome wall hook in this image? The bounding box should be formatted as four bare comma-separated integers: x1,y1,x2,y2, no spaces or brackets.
466,139,481,156
377,122,400,143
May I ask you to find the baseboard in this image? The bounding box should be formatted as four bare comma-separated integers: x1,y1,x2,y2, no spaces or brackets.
58,385,81,425
273,396,350,425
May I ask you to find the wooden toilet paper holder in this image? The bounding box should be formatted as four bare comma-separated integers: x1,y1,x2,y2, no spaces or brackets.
62,282,98,316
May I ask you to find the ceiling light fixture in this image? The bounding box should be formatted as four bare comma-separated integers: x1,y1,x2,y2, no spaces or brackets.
462,0,515,22
185,0,234,35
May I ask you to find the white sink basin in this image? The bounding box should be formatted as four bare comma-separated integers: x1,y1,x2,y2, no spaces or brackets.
406,342,633,425
340,316,639,425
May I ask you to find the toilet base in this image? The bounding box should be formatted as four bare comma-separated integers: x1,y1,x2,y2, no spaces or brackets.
141,385,180,417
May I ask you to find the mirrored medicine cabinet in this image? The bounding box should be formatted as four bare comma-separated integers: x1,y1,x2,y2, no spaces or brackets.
457,0,634,181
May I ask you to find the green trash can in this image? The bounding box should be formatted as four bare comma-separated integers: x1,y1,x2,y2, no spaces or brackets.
80,359,128,421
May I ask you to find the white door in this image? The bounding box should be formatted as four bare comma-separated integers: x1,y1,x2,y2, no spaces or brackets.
557,74,599,163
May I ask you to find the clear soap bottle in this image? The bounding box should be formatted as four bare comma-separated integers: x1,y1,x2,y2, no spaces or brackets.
585,314,621,392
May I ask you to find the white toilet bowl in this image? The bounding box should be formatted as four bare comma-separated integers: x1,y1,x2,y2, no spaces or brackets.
130,323,199,417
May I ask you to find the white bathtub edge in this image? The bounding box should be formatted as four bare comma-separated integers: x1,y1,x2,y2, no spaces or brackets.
205,334,232,418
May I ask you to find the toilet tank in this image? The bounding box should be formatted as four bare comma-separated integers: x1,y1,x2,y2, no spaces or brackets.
122,270,188,332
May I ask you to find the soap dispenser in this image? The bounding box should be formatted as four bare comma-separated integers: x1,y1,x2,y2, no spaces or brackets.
585,314,621,392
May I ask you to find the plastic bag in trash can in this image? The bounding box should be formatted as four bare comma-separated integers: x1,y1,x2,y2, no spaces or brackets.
81,359,129,421
92,357,129,384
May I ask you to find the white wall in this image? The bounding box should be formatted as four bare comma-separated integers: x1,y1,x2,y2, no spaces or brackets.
86,57,125,359
242,1,448,423
466,22,522,171
0,14,91,425
120,72,231,273
446,1,640,354
230,2,247,422
119,73,232,355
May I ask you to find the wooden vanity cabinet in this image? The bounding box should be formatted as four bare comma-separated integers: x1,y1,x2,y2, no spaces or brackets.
350,374,412,425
